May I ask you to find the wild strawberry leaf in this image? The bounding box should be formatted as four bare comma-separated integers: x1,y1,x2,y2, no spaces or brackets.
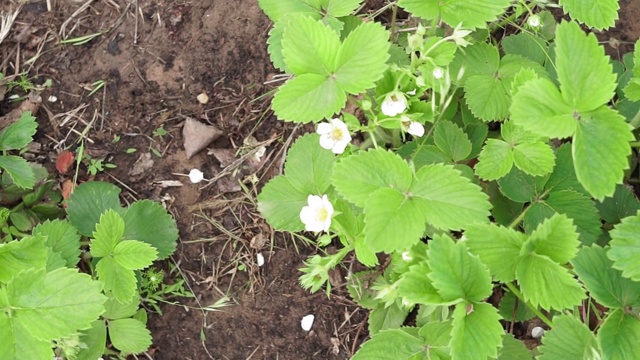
96,256,137,303
67,181,123,237
433,121,472,162
282,16,341,76
0,236,47,283
112,240,157,270
608,211,640,281
524,213,580,264
397,262,449,305
450,302,503,360
91,209,125,258
272,73,346,123
108,318,152,355
0,156,35,190
598,309,640,360
512,142,555,177
475,139,514,181
33,220,82,268
122,200,178,260
538,314,600,360
397,0,511,29
0,111,37,151
258,0,320,22
352,328,425,360
465,223,526,283
559,0,619,30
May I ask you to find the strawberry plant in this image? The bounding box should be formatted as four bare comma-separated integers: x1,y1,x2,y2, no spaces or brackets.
257,0,640,358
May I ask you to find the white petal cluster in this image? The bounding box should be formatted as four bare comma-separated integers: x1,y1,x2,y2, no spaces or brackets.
451,24,472,47
299,195,334,232
316,118,352,154
381,92,408,117
528,15,541,28
188,169,205,183
401,117,425,137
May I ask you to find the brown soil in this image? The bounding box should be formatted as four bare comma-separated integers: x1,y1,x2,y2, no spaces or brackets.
0,0,639,359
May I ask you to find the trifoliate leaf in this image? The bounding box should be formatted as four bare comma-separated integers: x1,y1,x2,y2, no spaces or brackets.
475,139,513,181
572,245,640,309
465,74,510,121
516,253,586,310
91,209,125,258
67,181,123,237
524,190,602,245
525,213,580,264
272,73,346,123
96,256,137,303
352,328,425,360
284,133,335,195
501,119,541,145
0,268,105,342
502,33,549,65
465,223,525,282
538,314,600,360
555,20,616,110
450,302,503,360
512,142,555,177
497,167,545,203
112,240,157,270
398,0,511,29
0,111,37,150
499,333,533,359
363,188,425,253
333,148,412,207
596,184,640,224
122,200,178,260
412,164,491,230
510,78,575,139
559,0,619,30
573,106,633,201
428,234,492,302
609,211,640,281
257,176,308,232
0,235,47,282
397,262,448,305
33,219,81,268
258,0,320,22
598,309,640,360
108,318,152,354
450,42,500,84
433,121,472,162
334,21,390,94
0,156,35,189
282,16,340,76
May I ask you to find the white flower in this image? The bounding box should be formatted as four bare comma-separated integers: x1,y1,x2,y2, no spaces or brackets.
300,195,334,232
451,24,472,47
401,117,425,137
301,314,315,331
528,15,541,28
316,118,352,154
381,92,408,117
433,67,444,79
188,169,204,183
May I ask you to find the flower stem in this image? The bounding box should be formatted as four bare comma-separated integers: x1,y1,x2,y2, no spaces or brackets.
505,282,554,327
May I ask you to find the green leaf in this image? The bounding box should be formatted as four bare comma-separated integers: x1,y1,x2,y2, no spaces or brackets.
598,309,640,360
67,181,123,237
544,143,588,195
465,223,525,282
113,240,157,270
497,167,545,203
609,211,640,281
572,245,640,309
433,121,472,162
367,302,409,334
596,184,640,224
428,234,492,302
272,73,346,123
559,0,619,30
510,78,575,139
499,333,533,360
321,0,363,17
96,256,137,303
573,106,633,201
502,33,548,65
412,164,491,230
103,296,140,320
0,156,35,189
108,318,152,354
397,0,511,28
334,21,390,94
524,190,602,244
284,133,335,194
516,253,585,310
352,328,425,360
363,188,425,253
475,139,514,181
450,302,503,360
122,200,178,260
33,219,82,268
555,20,616,110
0,236,47,283
0,111,37,150
450,43,500,84
498,291,536,323
91,209,125,258
281,15,340,75
76,320,106,360
397,262,448,305
257,176,308,231
0,268,105,343
267,19,293,73
525,213,580,264
333,148,412,207
465,75,510,121
538,314,600,360
258,0,320,22
512,142,555,177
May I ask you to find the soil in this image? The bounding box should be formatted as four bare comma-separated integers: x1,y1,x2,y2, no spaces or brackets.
0,1,639,359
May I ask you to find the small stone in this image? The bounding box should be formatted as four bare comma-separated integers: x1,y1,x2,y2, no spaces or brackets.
188,169,204,183
182,117,222,159
197,92,209,104
532,326,545,339
301,314,314,331
256,253,265,267
48,95,58,103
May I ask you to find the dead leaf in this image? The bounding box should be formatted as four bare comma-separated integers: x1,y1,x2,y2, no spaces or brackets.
56,150,75,174
61,180,74,206
183,117,222,159
0,92,41,132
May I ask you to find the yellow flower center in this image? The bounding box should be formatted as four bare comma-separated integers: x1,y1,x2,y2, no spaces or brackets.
330,128,344,141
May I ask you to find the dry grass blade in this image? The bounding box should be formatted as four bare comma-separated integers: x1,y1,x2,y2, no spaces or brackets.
0,6,22,46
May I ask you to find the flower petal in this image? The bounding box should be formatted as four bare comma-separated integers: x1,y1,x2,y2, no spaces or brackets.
316,122,333,135
319,134,336,150
408,122,425,137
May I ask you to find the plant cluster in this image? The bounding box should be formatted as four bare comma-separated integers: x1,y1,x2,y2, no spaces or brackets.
257,0,640,358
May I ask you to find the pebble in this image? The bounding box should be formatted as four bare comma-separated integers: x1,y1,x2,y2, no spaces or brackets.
301,314,314,331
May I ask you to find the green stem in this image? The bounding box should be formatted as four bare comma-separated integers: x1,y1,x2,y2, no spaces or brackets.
505,282,554,327
508,206,529,229
390,3,398,42
629,107,640,129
